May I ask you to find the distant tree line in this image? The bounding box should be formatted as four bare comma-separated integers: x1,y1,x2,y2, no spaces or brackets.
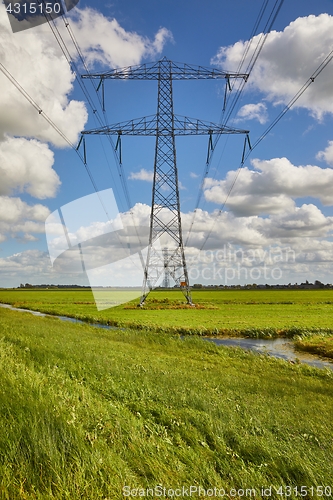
19,284,89,289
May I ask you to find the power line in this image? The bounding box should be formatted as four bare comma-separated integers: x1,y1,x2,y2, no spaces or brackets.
185,0,285,248
57,10,138,214
41,0,279,259
34,1,132,216
246,51,333,157
222,0,285,128
56,9,145,247
36,3,146,261
0,55,148,275
198,44,333,253
0,60,111,218
37,4,120,178
0,63,76,151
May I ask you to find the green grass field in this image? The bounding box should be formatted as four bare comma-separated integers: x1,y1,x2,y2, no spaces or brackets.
0,307,333,499
1,288,333,357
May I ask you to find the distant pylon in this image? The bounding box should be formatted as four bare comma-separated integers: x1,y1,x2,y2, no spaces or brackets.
162,247,171,288
81,58,249,305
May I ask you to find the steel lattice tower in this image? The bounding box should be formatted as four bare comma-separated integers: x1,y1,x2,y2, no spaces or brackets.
82,58,249,305
162,248,171,289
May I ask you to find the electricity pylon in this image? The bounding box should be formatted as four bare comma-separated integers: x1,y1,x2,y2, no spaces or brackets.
162,247,171,288
81,58,249,305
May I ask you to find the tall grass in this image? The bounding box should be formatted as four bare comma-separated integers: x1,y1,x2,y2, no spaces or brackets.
0,308,333,499
1,289,333,335
2,289,333,358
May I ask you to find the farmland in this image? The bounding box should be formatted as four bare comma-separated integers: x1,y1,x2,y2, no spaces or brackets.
0,306,332,499
1,288,333,358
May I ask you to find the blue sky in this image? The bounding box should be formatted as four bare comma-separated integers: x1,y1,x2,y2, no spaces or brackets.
1,0,333,288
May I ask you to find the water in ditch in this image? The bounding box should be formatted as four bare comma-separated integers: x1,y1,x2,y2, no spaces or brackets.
1,302,332,371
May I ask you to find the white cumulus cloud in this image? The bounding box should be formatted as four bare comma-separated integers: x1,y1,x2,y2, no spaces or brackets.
0,197,50,242
2,202,333,287
66,8,173,69
0,137,60,199
0,8,88,147
129,168,154,182
0,5,173,246
0,6,172,147
317,140,333,166
204,157,333,216
236,103,268,124
212,14,333,119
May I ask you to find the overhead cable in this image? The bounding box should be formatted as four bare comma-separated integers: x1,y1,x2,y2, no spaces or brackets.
0,60,111,217
37,2,145,260
185,0,285,248
198,44,333,253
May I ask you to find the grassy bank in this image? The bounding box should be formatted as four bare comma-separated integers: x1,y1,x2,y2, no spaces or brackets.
294,333,333,359
1,289,333,358
0,308,333,499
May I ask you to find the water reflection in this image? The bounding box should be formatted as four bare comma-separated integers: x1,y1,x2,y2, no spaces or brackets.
204,337,333,371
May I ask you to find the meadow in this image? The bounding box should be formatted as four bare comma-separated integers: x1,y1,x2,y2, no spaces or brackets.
1,288,333,358
0,306,332,499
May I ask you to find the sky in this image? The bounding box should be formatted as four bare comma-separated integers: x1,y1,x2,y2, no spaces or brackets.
2,0,333,289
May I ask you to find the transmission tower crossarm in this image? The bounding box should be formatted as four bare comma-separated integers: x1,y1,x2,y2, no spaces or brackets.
81,114,249,137
81,57,248,82
81,115,157,136
173,115,249,136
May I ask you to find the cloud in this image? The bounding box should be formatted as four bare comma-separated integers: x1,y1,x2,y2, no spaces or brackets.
0,250,48,273
255,204,333,240
2,201,333,287
128,169,187,191
0,9,88,147
0,6,171,147
317,140,333,166
0,6,172,246
182,206,333,285
0,6,83,245
236,103,268,124
212,14,333,119
0,250,70,287
0,137,60,199
0,197,50,242
66,8,173,69
182,209,268,249
129,168,153,182
0,197,49,224
204,157,333,216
